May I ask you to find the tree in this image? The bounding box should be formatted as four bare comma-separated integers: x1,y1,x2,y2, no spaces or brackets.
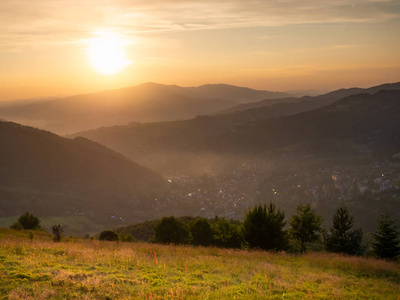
52,225,63,242
211,217,242,248
324,206,364,255
190,218,212,246
372,210,400,260
242,203,286,251
288,204,323,253
99,230,119,241
154,216,190,245
10,212,41,230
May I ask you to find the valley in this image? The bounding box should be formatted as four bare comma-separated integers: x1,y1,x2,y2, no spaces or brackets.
1,82,399,236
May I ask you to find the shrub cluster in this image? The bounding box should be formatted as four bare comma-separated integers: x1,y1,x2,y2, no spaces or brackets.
10,212,41,230
98,230,135,242
151,216,242,248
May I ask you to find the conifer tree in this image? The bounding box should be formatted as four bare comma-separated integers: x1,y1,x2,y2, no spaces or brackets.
372,210,400,260
324,206,364,255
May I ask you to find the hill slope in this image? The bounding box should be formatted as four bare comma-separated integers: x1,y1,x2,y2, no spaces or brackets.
0,83,290,134
207,90,400,156
1,229,399,299
0,121,166,218
72,90,400,173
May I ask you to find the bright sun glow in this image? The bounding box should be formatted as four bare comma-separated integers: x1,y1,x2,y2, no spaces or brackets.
87,31,132,75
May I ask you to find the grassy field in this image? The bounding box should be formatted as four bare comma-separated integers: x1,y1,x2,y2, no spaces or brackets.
0,228,399,299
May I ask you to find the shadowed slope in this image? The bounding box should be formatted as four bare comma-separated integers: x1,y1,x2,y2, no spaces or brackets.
0,121,166,217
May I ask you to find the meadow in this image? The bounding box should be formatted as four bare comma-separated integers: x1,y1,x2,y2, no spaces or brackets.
0,228,399,299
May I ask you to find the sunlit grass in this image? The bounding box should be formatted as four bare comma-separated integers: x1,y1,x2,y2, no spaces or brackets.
0,228,399,299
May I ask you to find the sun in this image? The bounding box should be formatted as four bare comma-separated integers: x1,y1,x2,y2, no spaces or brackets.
86,31,132,75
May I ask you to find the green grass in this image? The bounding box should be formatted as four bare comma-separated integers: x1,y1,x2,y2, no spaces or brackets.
0,228,399,299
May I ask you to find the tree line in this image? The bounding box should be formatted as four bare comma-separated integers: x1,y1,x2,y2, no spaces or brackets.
147,203,400,260
10,204,400,261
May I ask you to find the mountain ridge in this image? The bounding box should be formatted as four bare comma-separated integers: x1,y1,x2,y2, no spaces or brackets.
0,83,292,134
71,89,400,174
216,82,400,116
206,90,400,155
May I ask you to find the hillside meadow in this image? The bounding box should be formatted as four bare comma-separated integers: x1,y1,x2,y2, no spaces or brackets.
0,228,399,299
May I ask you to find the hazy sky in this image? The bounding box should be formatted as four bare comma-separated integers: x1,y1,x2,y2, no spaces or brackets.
1,0,399,100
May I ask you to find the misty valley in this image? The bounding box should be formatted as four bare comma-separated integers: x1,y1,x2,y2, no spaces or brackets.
0,82,399,237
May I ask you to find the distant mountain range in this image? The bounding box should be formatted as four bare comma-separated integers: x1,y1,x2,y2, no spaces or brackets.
175,83,290,103
1,81,399,230
71,88,400,174
0,121,166,217
0,83,290,135
216,82,400,116
283,89,327,97
208,90,400,155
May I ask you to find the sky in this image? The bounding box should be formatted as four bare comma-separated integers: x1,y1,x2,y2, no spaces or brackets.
1,0,399,100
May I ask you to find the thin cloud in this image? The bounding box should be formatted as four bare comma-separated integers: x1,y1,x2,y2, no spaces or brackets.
0,0,399,51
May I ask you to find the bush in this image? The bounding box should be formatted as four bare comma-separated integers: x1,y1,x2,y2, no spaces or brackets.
243,203,286,251
119,232,135,242
10,222,23,230
99,230,119,241
154,216,190,244
10,212,41,230
52,225,63,242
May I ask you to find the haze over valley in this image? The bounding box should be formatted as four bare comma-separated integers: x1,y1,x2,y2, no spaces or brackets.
0,81,399,235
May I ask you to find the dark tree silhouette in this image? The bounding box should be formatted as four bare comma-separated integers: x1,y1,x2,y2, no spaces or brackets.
190,218,212,246
242,203,286,251
99,230,119,241
10,212,41,230
372,210,400,260
324,206,364,255
154,216,190,245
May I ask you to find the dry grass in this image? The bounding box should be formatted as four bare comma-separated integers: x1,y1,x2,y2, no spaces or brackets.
0,228,399,299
